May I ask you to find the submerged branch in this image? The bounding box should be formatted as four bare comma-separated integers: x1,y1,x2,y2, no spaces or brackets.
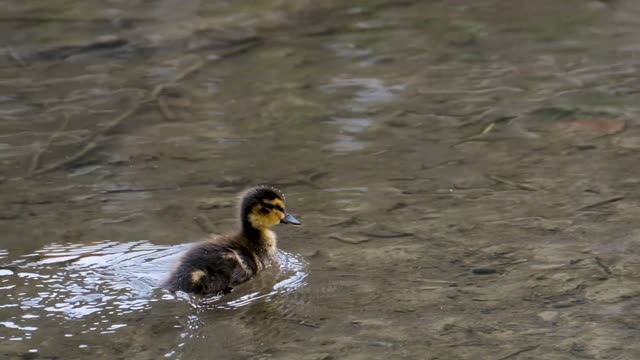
27,40,260,177
28,114,70,175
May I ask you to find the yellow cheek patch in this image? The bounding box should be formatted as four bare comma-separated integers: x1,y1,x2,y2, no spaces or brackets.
248,205,282,229
263,198,286,222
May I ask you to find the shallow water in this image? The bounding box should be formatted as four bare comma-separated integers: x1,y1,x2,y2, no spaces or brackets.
1,241,307,358
2,0,640,359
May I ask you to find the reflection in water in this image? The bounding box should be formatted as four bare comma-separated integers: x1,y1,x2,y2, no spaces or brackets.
326,117,371,152
322,78,403,153
326,42,372,60
331,117,371,134
323,77,404,110
0,241,307,347
328,134,366,153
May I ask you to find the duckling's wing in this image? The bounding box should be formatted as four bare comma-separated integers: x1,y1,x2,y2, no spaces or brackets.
164,243,255,295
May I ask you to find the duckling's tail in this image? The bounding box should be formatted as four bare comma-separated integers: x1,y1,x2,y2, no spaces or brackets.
164,267,205,294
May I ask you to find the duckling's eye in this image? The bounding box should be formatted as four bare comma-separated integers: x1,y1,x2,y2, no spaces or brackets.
260,201,284,213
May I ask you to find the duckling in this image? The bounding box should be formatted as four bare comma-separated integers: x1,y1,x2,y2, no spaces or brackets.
164,186,301,295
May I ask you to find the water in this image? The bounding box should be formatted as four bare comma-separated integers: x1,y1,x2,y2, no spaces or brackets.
0,241,307,358
2,0,640,359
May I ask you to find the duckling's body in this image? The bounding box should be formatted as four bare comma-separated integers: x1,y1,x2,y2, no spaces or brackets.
164,230,276,294
164,186,300,295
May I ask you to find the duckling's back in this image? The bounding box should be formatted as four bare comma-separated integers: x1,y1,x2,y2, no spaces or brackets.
164,238,262,295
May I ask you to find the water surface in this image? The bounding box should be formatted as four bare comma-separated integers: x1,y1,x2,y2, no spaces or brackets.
2,0,640,359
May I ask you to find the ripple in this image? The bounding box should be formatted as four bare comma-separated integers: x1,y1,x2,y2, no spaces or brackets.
203,251,308,310
0,240,308,342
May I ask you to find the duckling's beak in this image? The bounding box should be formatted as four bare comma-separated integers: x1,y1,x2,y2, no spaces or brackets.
280,213,301,225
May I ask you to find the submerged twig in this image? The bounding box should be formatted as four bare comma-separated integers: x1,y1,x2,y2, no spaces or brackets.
329,234,370,244
594,256,612,275
452,134,521,147
7,47,26,67
101,100,145,134
480,121,495,135
576,196,624,212
150,58,210,121
361,231,413,239
27,61,199,176
216,40,261,60
28,114,70,174
27,100,142,177
289,319,320,328
421,159,465,171
453,116,518,146
487,174,539,191
150,59,205,100
27,41,259,177
29,142,97,176
157,96,176,121
497,345,539,360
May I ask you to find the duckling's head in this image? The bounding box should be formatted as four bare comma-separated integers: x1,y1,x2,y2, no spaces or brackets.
240,186,301,231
